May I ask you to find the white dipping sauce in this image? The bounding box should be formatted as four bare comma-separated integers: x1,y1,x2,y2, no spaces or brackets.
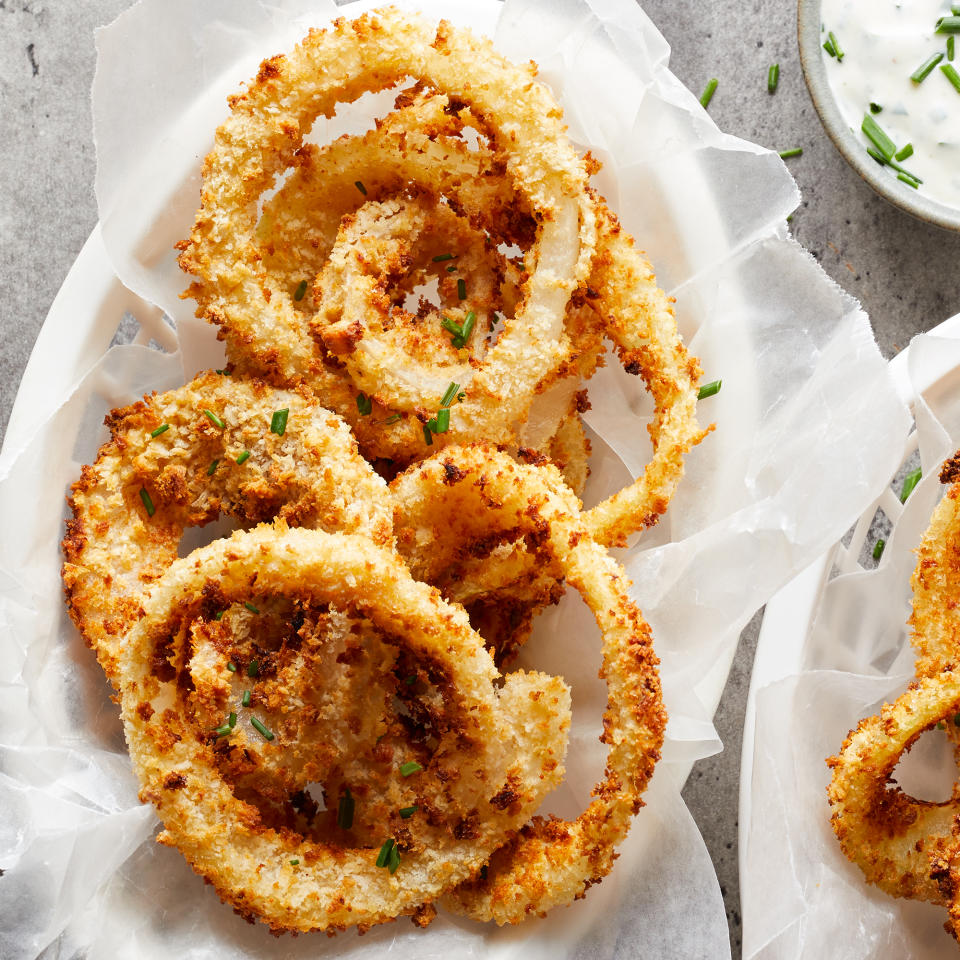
821,0,960,209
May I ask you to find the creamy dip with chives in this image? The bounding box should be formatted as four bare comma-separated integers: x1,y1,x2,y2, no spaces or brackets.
821,0,960,209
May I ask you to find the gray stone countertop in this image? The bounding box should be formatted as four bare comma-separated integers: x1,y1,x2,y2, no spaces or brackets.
3,2,959,957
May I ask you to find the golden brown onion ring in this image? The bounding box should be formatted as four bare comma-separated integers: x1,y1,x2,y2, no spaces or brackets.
61,371,391,681
118,524,571,934
390,445,666,922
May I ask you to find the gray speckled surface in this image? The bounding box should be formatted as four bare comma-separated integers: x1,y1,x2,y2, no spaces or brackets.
2,2,957,957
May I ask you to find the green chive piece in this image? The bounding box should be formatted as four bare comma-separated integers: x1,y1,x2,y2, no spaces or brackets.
457,277,467,300
767,63,779,93
207,459,220,476
215,368,231,376
900,467,922,502
949,35,956,61
942,62,960,93
441,316,463,337
290,859,300,866
936,15,960,33
355,180,368,195
779,147,803,159
894,143,914,162
872,539,886,561
866,146,887,165
869,102,883,114
248,659,260,677
699,77,718,108
235,450,251,465
404,674,416,685
226,660,236,670
432,253,455,262
953,5,960,14
356,392,373,416
250,716,275,741
383,413,401,425
399,805,418,819
228,711,237,729
245,601,260,614
434,407,450,433
293,279,308,301
203,409,225,429
213,722,233,737
953,712,960,726
150,424,170,438
828,31,843,60
423,423,434,446
337,789,355,830
440,382,460,408
400,761,423,777
861,113,896,161
452,311,476,348
139,488,156,517
823,36,837,58
242,689,252,708
888,156,922,181
911,52,944,83
938,721,946,730
697,379,722,400
898,172,920,189
446,264,458,273
270,408,289,436
375,838,395,868
388,844,401,874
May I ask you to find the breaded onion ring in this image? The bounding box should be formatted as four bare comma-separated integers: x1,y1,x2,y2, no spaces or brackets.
178,8,597,457
118,524,571,934
61,371,391,680
391,445,666,922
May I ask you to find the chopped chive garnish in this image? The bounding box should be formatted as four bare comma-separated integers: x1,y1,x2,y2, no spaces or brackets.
423,423,434,445
767,63,779,93
954,712,960,726
227,660,236,670
828,30,843,60
457,277,467,300
441,316,462,337
399,761,423,777
938,721,946,730
203,409,225,429
699,77,718,108
779,147,803,159
242,689,251,707
236,450,251,465
290,859,300,866
207,459,220,476
440,382,460,408
432,253,455,262
228,711,237,729
936,15,960,32
894,143,914,161
954,4,960,14
900,467,922,502
383,413,401,424
375,838,395,869
434,407,450,433
355,180,367,195
356,392,373,416
949,35,957,60
861,113,896,161
823,36,837,58
245,601,260,614
139,488,156,517
872,539,886,561
337,789,355,830
248,659,260,677
215,368,231,376
270,408,289,436
869,102,883,114
399,805,418,819
866,145,887,165
388,844,400,874
910,52,943,83
213,722,233,736
446,264,458,273
898,171,920,189
250,716,275,741
942,62,960,93
697,379,722,400
150,424,170,438
293,279,308,301
456,311,476,348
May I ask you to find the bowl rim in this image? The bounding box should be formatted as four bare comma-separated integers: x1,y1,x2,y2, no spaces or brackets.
797,0,960,232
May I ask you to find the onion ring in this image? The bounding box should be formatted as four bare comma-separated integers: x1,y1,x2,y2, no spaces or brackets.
390,445,666,922
117,523,571,934
61,370,391,680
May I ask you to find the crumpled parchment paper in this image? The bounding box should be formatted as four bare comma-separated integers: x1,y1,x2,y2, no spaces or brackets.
0,0,913,956
743,327,960,959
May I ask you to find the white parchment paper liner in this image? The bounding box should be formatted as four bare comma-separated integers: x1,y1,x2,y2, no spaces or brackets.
743,329,960,959
0,0,912,956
